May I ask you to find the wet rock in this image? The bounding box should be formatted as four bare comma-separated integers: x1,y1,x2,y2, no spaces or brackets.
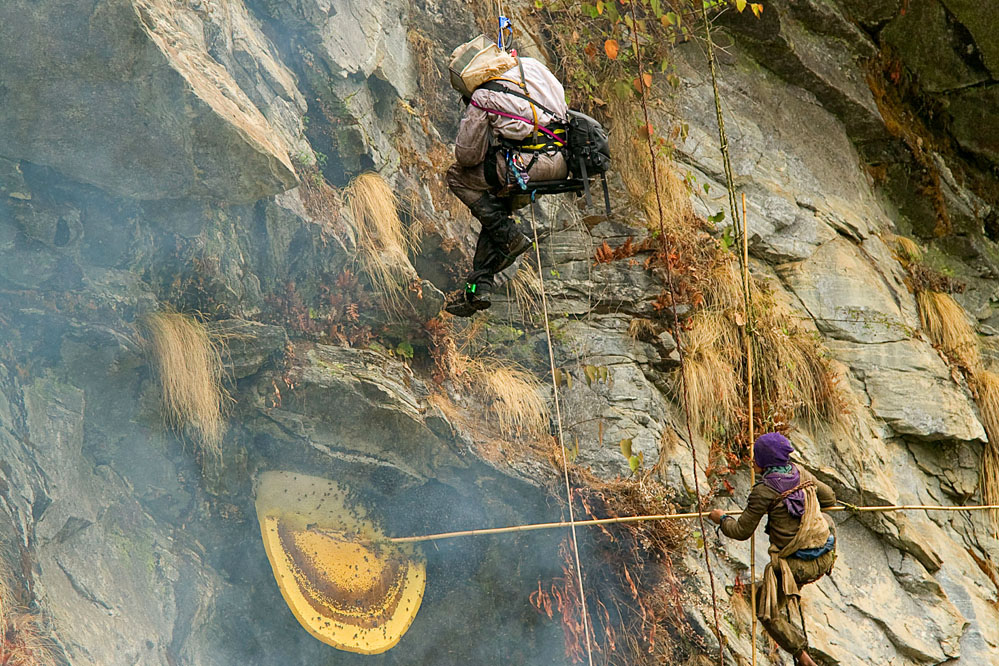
209,319,288,379
882,0,990,93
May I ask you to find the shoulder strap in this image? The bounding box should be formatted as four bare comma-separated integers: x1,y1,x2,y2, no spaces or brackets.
478,80,561,120
767,480,815,512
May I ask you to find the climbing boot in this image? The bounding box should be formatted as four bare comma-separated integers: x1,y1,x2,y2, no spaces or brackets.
488,218,532,273
443,282,492,317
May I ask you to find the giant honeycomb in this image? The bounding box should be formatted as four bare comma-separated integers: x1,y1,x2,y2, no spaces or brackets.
255,471,426,654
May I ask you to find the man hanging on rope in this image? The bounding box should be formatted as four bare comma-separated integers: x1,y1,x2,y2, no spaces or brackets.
709,433,837,666
442,35,569,317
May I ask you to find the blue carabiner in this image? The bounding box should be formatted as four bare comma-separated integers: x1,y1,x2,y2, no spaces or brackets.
497,16,513,50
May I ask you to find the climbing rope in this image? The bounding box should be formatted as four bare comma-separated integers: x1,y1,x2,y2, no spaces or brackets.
530,201,596,666
627,2,726,664
388,503,999,543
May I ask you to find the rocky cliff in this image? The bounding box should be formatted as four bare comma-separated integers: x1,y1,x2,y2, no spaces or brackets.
0,1,997,665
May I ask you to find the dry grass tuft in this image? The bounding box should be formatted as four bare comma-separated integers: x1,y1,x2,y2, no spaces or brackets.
891,234,924,266
918,291,981,371
610,105,695,234
142,311,229,464
752,294,843,429
627,318,658,341
970,370,999,531
3,613,59,666
468,356,550,440
0,558,59,666
345,172,417,308
680,309,743,437
506,263,542,321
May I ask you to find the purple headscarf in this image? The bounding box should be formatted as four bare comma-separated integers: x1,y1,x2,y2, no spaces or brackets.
754,432,805,517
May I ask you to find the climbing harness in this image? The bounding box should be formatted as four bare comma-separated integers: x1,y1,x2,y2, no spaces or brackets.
626,1,725,664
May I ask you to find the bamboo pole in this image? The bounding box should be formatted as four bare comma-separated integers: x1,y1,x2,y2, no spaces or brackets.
388,504,999,544
741,192,757,666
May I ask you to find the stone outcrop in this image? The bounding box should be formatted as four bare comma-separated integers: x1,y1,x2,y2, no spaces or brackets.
1,0,998,665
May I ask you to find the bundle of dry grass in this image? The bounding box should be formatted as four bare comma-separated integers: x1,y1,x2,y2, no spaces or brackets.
0,559,58,666
468,356,549,439
506,263,542,321
142,312,229,464
679,309,743,436
970,370,999,531
890,234,923,266
345,172,417,308
752,296,843,428
918,291,981,370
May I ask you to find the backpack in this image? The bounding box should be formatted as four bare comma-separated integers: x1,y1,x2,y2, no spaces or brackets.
475,80,612,212
566,110,611,180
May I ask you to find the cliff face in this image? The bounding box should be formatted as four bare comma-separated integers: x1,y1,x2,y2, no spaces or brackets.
0,1,997,665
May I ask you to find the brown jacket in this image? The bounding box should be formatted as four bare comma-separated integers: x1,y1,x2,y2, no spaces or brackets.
720,467,837,551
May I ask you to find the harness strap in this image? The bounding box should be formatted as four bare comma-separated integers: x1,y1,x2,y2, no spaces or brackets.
512,54,540,144
469,100,566,146
767,480,815,512
479,80,563,119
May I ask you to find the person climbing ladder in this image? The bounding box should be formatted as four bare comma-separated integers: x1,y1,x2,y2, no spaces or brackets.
709,432,837,666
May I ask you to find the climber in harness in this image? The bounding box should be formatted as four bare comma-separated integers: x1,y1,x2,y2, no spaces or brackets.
709,433,837,666
442,33,571,317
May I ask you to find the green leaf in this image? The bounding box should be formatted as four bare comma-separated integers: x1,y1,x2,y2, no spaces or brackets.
308,307,319,320
629,455,641,473
721,225,735,250
584,364,598,387
736,0,747,11
619,438,633,458
651,0,662,17
665,11,678,25
708,210,726,224
395,341,414,359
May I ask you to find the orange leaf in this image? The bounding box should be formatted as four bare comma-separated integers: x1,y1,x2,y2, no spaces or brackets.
632,73,652,92
604,39,619,59
750,3,763,17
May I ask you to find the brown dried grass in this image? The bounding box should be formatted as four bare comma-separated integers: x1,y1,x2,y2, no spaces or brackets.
506,262,542,321
970,370,999,531
891,234,923,266
918,291,981,371
142,312,229,464
468,356,550,440
679,308,742,436
0,558,59,666
345,172,417,309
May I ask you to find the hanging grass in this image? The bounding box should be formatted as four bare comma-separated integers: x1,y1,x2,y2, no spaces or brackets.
469,356,550,440
918,291,981,371
141,311,229,465
345,172,418,310
970,370,999,532
0,558,59,666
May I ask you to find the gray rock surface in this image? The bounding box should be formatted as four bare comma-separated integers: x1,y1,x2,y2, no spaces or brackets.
1,0,999,665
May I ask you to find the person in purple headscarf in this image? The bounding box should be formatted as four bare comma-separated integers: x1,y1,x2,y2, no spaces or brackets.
708,432,838,666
